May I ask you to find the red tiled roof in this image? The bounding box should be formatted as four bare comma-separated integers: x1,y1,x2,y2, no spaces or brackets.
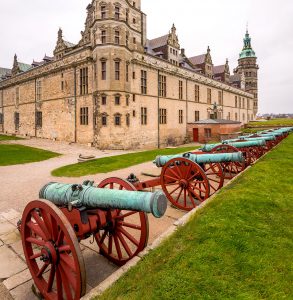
213,65,225,74
188,54,206,65
148,34,169,49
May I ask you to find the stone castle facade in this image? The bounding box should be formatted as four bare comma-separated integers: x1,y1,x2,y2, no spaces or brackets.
0,0,259,149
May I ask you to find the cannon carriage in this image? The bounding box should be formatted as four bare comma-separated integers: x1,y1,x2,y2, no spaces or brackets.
127,152,244,211
20,179,167,300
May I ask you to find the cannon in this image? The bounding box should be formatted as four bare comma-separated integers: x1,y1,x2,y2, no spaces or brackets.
200,140,266,176
20,178,167,300
127,152,243,211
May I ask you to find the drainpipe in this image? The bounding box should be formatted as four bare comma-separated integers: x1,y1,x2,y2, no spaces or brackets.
186,78,188,142
74,66,77,143
157,69,160,149
34,78,37,137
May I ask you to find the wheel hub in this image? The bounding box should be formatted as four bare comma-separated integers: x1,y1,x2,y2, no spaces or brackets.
40,242,59,265
179,179,188,189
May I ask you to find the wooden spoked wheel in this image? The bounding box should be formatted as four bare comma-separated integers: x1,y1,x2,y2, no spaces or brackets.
96,177,149,266
203,162,224,195
211,145,246,179
21,200,86,300
160,157,210,211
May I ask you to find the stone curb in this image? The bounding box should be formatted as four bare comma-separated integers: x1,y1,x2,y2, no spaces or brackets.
81,151,271,300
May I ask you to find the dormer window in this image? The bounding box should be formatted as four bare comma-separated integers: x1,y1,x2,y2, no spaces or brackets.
101,6,106,19
115,7,120,20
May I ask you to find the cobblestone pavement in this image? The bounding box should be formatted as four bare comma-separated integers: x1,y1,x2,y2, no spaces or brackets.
0,138,198,299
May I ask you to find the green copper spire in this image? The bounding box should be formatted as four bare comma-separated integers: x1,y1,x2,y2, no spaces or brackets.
239,29,256,59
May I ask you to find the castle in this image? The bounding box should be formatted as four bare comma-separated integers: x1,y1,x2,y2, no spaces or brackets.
0,0,258,149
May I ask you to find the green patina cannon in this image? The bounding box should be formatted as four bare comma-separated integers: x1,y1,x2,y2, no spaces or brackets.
128,151,243,212
20,178,167,300
201,140,266,152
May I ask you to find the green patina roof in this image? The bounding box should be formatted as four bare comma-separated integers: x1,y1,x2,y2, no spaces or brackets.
18,62,31,72
239,30,256,59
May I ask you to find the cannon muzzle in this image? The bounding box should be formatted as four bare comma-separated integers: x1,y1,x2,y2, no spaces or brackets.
40,182,167,218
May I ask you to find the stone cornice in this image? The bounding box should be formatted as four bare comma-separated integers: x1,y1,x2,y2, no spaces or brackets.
132,52,254,98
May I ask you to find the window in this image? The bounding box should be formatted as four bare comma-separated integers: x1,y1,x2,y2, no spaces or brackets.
247,99,250,109
115,6,120,20
115,95,120,105
0,113,3,124
35,111,42,128
101,6,106,19
235,96,238,108
207,88,211,104
115,31,120,45
243,113,245,122
61,80,64,91
126,33,129,47
126,95,129,106
102,114,107,126
126,11,129,23
195,85,199,102
141,107,147,125
242,98,245,109
101,95,107,105
227,112,231,120
126,114,130,127
179,110,183,124
133,94,136,102
101,61,107,80
101,30,106,44
159,109,167,124
235,112,238,121
115,61,120,80
80,107,89,125
133,37,136,44
133,110,136,117
115,114,121,126
14,112,20,131
141,70,147,94
36,80,42,101
159,75,166,97
218,91,222,105
126,63,129,82
204,128,212,138
133,18,136,24
79,67,88,95
194,111,200,122
15,87,20,107
179,80,183,100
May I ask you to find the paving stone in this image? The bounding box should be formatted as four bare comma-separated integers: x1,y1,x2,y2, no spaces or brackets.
0,282,13,300
10,240,24,256
0,221,15,236
9,279,38,300
1,229,21,245
0,245,27,279
0,209,20,222
81,237,100,253
3,269,31,290
83,248,119,288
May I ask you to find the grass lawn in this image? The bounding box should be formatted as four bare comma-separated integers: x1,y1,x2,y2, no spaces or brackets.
0,134,24,141
248,118,293,127
0,144,60,166
97,134,293,300
52,146,198,177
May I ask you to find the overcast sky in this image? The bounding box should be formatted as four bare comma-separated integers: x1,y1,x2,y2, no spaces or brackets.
0,0,292,114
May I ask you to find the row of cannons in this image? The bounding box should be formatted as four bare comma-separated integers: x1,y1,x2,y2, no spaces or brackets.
19,127,292,299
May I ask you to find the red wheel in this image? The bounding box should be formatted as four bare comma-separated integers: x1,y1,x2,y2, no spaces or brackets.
203,162,224,194
211,145,246,179
160,157,210,211
96,177,149,266
21,200,86,300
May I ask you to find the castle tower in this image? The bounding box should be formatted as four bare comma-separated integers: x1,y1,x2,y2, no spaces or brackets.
235,29,259,115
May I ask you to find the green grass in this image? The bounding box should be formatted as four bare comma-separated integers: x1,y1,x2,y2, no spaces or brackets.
97,134,293,300
0,144,60,166
0,134,24,141
52,146,198,177
248,118,293,127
